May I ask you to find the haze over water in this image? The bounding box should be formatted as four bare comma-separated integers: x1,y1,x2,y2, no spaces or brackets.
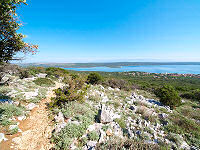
64,65,200,74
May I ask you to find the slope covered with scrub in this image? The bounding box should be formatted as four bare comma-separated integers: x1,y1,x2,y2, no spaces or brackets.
0,65,199,150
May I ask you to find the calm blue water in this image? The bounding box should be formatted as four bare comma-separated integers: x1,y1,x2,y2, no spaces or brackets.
64,65,200,74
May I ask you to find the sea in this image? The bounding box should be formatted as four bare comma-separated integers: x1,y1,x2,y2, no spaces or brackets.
64,65,200,74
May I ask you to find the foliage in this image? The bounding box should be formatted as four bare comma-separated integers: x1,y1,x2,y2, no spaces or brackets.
181,89,200,102
114,118,126,129
165,114,200,147
0,104,24,126
33,78,55,87
0,0,38,63
95,137,160,150
103,78,130,90
26,67,46,76
9,126,18,135
19,69,30,79
87,73,102,85
88,131,99,141
155,85,181,108
45,67,69,78
50,77,88,107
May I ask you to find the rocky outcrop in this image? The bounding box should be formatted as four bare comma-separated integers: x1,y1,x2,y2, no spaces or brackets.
99,104,114,123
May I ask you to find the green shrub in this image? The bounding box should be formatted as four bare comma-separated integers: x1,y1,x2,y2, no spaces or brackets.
103,78,129,90
155,85,181,109
26,67,46,76
0,104,24,126
50,77,88,108
88,131,99,141
87,73,102,85
181,89,200,102
46,67,69,78
19,69,30,79
33,78,55,87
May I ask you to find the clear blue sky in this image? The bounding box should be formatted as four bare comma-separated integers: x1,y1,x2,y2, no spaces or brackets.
17,0,200,63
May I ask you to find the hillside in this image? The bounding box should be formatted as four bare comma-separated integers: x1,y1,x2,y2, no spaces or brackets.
0,65,199,150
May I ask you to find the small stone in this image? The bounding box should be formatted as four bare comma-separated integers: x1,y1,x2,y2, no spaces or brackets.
106,129,113,136
18,115,26,121
26,103,37,110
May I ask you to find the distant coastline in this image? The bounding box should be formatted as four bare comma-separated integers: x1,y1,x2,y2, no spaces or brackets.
19,62,200,68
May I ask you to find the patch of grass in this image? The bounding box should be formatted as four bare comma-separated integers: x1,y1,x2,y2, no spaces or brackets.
33,78,55,87
114,118,126,129
88,131,99,141
166,114,200,147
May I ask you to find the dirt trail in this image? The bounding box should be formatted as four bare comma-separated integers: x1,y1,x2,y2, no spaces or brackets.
1,82,62,150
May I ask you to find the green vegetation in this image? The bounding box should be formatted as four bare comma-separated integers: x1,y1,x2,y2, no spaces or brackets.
0,0,38,63
165,114,200,147
87,73,102,85
0,104,25,126
95,138,160,150
155,85,181,108
33,78,55,87
50,77,87,108
88,131,99,141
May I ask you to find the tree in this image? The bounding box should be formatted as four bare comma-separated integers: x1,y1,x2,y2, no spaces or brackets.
0,0,38,63
87,73,102,85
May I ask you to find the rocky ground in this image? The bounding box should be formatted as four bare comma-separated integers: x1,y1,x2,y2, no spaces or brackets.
0,70,199,150
51,84,200,150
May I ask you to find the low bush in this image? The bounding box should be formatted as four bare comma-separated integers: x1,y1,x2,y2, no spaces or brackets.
33,78,55,87
0,104,24,126
87,73,102,85
181,89,200,102
155,85,181,109
50,77,88,108
103,78,129,90
46,67,69,78
19,69,30,79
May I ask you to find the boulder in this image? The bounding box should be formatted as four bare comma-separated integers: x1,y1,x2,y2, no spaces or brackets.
0,133,8,143
36,73,47,78
54,122,67,133
99,104,114,123
0,74,10,84
54,112,65,123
